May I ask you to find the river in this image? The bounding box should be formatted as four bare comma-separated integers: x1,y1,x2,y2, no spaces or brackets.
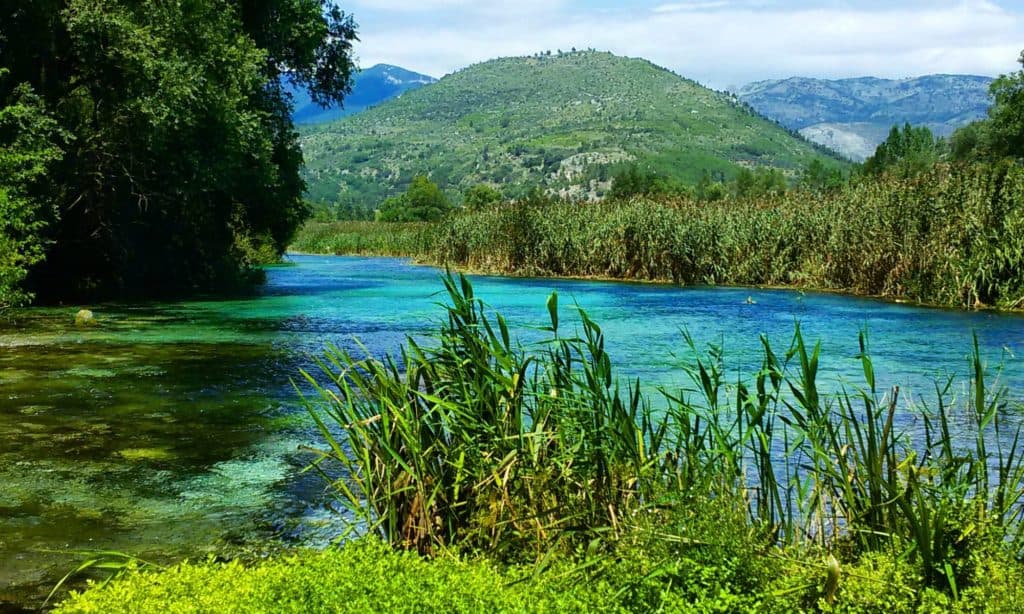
2,255,1023,607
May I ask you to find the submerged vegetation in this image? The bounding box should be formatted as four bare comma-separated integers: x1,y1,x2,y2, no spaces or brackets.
62,274,1024,611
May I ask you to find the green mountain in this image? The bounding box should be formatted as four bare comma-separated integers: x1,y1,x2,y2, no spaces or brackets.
738,75,993,160
300,51,843,209
288,64,436,125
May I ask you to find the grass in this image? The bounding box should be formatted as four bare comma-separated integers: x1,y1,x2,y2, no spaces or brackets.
431,162,1024,310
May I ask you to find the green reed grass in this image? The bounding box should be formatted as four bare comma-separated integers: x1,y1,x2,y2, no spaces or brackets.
431,162,1024,310
289,221,434,257
301,274,1024,597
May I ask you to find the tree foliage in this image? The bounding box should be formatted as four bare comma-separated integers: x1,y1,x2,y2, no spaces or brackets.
863,123,943,176
984,50,1024,160
0,73,61,308
461,184,503,211
607,165,688,200
377,176,453,222
949,49,1024,163
0,0,357,299
733,167,787,199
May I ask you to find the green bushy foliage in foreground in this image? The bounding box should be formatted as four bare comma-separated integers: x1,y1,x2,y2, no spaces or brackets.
55,537,1024,612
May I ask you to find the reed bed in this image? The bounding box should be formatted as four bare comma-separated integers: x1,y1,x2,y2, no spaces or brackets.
301,274,1024,599
433,163,1024,310
290,221,435,257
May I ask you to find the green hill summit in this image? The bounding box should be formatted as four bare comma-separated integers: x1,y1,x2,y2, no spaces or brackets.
300,51,842,212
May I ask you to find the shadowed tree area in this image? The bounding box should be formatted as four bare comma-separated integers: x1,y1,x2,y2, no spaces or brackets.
0,0,357,302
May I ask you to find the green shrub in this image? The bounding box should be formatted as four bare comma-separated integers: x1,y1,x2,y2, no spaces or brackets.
54,540,623,613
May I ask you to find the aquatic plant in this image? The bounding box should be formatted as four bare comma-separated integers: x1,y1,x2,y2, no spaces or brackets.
301,274,1024,599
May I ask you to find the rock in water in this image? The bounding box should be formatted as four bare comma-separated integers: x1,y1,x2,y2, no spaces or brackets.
75,309,96,327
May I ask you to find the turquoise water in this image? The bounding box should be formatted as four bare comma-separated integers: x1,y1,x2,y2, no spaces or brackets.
2,255,1023,607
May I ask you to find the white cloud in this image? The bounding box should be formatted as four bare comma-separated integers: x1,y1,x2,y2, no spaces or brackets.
350,0,1024,87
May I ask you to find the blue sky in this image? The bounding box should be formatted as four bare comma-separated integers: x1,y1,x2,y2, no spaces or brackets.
342,0,1023,88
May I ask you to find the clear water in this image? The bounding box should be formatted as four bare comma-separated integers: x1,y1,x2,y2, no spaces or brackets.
2,255,1023,607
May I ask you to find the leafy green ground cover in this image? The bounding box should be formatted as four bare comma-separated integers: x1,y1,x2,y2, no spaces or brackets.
54,539,1024,613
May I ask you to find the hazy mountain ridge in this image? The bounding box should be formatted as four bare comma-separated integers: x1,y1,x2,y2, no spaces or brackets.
738,74,993,160
299,51,843,210
288,64,437,125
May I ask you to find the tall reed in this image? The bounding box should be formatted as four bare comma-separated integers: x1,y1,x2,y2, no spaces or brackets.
301,274,1024,597
432,163,1024,310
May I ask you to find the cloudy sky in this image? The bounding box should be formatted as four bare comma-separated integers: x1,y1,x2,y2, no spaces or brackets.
341,0,1023,89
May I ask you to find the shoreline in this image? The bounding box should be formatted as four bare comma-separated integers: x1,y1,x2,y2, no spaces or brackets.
286,250,1024,316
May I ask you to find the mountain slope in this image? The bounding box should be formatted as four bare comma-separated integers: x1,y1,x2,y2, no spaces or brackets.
738,75,993,160
299,51,843,208
289,64,436,125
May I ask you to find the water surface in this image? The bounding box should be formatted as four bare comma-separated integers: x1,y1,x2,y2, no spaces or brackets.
2,255,1022,607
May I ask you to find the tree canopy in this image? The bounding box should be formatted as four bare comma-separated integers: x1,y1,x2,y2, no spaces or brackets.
0,73,61,308
949,49,1024,163
0,0,357,301
862,123,942,176
377,176,453,222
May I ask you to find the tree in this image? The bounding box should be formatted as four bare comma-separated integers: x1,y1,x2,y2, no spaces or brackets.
608,165,682,199
733,167,787,199
984,50,1024,160
0,0,358,299
462,184,503,211
799,159,845,193
377,176,452,222
862,123,942,176
0,75,61,308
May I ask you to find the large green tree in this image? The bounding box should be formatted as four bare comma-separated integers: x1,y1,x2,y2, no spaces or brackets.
985,50,1024,160
0,0,357,299
0,73,61,308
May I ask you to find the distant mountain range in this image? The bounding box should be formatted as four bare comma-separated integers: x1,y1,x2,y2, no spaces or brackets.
738,75,994,160
299,51,843,209
287,64,436,125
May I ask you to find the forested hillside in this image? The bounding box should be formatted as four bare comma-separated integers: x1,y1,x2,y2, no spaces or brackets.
300,51,843,214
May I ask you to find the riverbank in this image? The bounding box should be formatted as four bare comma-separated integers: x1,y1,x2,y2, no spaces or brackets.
291,164,1024,312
